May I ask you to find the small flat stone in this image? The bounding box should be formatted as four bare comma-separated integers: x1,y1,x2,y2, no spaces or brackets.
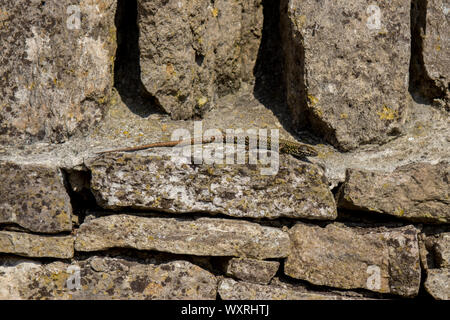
424,269,450,300
0,231,73,259
225,258,279,284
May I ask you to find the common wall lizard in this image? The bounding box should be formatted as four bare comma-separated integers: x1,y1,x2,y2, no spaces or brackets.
98,135,318,158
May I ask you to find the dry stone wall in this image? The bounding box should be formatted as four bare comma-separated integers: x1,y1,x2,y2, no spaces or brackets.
0,0,448,300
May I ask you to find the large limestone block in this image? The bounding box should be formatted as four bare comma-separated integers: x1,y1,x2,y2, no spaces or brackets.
0,0,117,144
75,215,290,259
87,151,337,220
0,161,72,233
0,257,217,300
285,223,421,297
338,161,450,223
137,0,263,119
281,0,411,150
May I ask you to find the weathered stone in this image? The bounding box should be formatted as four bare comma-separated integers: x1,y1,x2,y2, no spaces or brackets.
423,0,450,98
285,223,421,297
0,257,217,299
87,151,337,220
0,0,117,144
281,0,410,150
338,161,450,223
137,0,263,119
225,258,279,285
0,231,73,258
424,232,450,269
424,268,450,300
0,161,72,233
75,215,290,259
218,278,368,300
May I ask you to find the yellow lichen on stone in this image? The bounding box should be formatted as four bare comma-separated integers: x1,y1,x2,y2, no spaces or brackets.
394,207,405,216
377,105,398,120
211,7,219,18
166,63,175,76
198,96,208,106
307,94,319,105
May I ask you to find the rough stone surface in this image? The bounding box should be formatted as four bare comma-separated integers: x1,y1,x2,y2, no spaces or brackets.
338,161,450,223
0,257,217,300
218,278,368,300
87,151,337,220
0,231,73,258
225,258,279,285
0,161,72,233
423,0,450,97
75,215,290,259
281,0,410,150
424,268,450,300
0,0,117,145
423,232,450,269
137,0,263,119
285,223,421,297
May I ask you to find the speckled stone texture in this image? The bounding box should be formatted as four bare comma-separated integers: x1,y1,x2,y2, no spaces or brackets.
0,257,217,299
285,223,421,297
338,161,450,223
0,0,117,144
423,0,449,99
424,269,449,300
86,151,337,220
281,0,411,150
0,160,72,233
224,258,279,284
218,278,369,300
137,0,263,119
75,215,290,259
0,231,73,258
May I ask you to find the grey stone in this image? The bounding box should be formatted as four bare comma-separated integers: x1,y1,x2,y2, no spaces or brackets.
281,0,410,150
225,258,279,285
423,0,450,99
218,278,369,300
0,231,73,258
137,0,263,119
0,257,217,300
86,151,337,220
424,268,450,300
424,232,450,269
75,215,290,259
285,223,421,297
0,160,72,233
0,0,117,145
338,161,450,223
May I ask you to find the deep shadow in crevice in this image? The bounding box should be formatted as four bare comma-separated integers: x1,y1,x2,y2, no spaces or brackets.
409,0,446,104
61,168,100,226
253,0,290,132
253,0,321,145
114,0,164,117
